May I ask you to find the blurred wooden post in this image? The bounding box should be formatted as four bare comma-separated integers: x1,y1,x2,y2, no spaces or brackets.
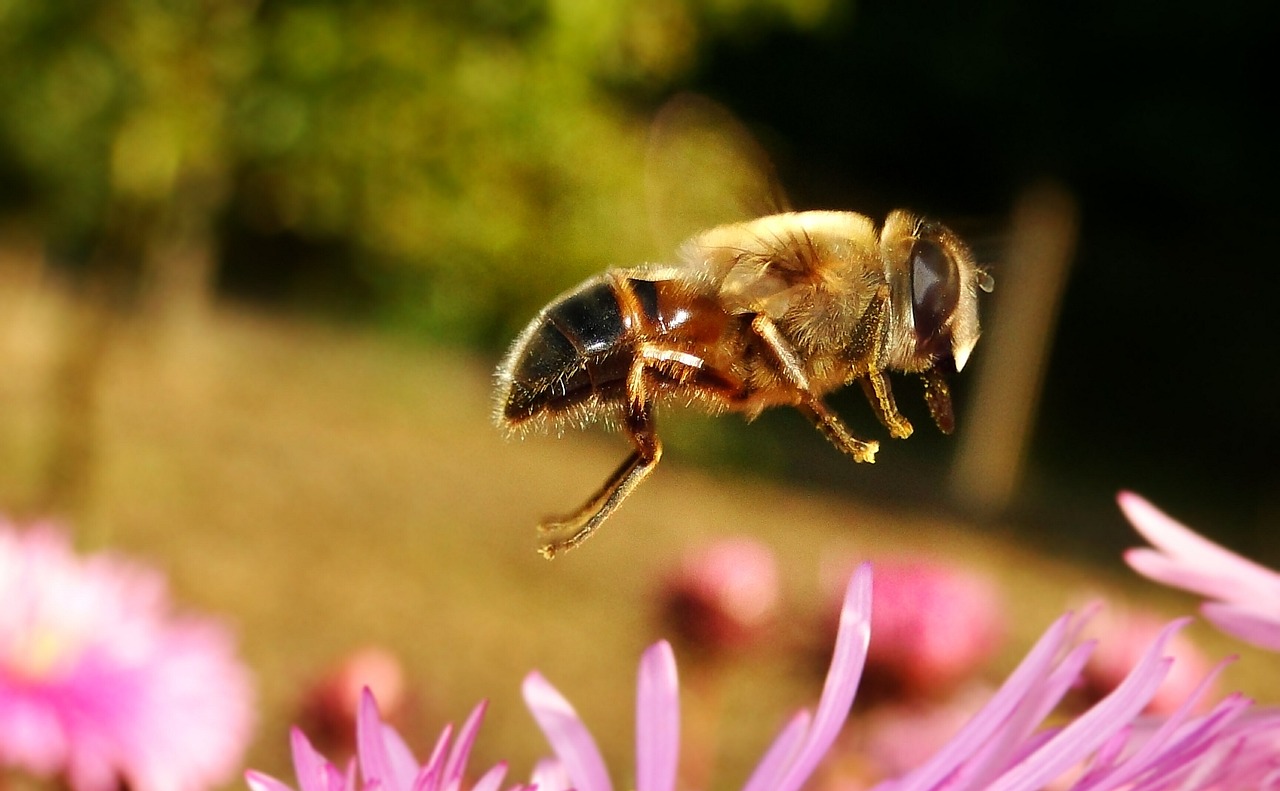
949,182,1078,516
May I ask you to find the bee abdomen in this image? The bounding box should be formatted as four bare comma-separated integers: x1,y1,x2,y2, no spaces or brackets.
497,276,634,427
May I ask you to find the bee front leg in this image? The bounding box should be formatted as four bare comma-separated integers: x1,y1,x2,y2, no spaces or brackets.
850,285,913,439
920,367,956,434
750,314,879,464
536,361,663,559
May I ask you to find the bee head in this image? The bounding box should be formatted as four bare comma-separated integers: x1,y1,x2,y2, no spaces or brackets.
882,211,992,373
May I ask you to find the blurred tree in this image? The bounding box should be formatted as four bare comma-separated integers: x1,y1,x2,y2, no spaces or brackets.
219,0,841,342
0,0,257,515
0,0,841,514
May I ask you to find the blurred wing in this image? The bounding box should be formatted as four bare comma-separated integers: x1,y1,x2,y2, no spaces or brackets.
645,93,791,256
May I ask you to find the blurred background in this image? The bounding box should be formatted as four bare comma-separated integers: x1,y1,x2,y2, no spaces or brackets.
2,0,1277,785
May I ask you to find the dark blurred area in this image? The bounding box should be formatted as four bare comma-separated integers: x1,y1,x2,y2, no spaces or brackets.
683,1,1280,563
1,0,1276,565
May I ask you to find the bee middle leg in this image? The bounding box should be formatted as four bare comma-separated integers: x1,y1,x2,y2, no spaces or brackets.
859,372,913,440
750,314,879,463
798,400,879,464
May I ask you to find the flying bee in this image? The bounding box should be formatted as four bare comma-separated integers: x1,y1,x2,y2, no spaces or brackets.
495,97,993,558
495,209,993,557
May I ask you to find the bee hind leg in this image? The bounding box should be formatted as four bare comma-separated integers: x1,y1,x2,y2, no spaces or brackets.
537,398,662,559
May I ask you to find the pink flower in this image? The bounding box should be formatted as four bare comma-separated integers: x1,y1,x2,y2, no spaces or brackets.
869,613,1257,791
524,564,874,791
523,563,1273,791
1078,604,1216,715
0,521,254,791
845,557,1005,700
248,730,361,791
658,538,780,656
247,689,527,791
853,686,994,779
1120,491,1280,652
299,646,410,758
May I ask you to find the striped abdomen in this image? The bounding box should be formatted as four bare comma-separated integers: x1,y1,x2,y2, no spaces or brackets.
495,271,742,430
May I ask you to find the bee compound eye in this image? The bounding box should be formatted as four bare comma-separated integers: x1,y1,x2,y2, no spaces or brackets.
909,238,960,356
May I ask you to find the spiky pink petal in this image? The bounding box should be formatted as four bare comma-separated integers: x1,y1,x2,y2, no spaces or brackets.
636,641,679,791
522,672,613,791
1121,491,1280,651
775,563,872,791
252,689,513,791
526,563,875,791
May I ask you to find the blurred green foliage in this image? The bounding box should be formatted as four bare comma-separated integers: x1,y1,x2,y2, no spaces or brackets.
9,0,1274,552
0,0,839,342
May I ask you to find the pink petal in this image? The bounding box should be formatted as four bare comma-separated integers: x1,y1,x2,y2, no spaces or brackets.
288,728,328,791
528,758,572,791
1127,694,1253,787
468,761,509,791
1119,493,1227,561
1119,492,1280,602
775,562,872,791
357,688,416,791
413,721,453,791
961,641,1096,790
1200,709,1280,788
1123,548,1248,605
1075,724,1131,786
1020,642,1095,733
879,612,1077,791
375,724,424,791
246,729,356,791
985,620,1186,791
522,672,612,791
1074,659,1237,790
1201,602,1280,652
635,641,679,791
285,727,352,791
246,771,300,791
443,700,489,787
741,712,810,791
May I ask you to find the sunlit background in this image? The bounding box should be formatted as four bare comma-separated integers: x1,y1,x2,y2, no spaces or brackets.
1,0,1277,787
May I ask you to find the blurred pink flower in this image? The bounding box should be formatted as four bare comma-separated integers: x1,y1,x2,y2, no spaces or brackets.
1121,490,1280,651
1078,604,1216,715
0,521,254,791
524,564,874,791
524,563,1272,791
299,646,410,758
829,557,1004,700
853,686,993,779
658,537,780,655
247,689,526,791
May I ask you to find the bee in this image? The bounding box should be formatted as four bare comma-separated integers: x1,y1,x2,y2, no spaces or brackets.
495,208,993,558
